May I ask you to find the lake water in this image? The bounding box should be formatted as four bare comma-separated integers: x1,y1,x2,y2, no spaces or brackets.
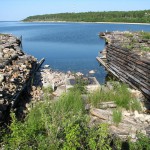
0,22,150,83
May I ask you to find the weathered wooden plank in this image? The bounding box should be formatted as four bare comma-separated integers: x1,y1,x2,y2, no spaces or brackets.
107,50,150,74
109,63,150,91
107,47,150,70
107,45,150,69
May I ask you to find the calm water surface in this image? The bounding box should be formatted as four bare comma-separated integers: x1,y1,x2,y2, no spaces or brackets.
0,22,150,83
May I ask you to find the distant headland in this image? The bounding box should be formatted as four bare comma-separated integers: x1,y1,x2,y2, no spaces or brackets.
23,10,150,23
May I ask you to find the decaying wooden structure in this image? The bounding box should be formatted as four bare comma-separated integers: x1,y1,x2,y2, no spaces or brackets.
97,31,150,99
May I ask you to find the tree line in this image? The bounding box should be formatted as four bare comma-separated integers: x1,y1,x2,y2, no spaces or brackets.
23,10,150,23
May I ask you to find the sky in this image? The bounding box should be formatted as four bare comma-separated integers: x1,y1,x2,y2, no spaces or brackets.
0,0,150,21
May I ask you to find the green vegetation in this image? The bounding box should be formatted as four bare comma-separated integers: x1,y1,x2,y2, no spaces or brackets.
88,83,141,111
88,88,114,107
69,76,88,94
23,10,150,23
2,90,112,150
121,31,150,52
1,82,147,149
112,109,122,126
140,31,150,39
140,46,150,52
42,86,53,94
129,133,150,150
42,86,53,100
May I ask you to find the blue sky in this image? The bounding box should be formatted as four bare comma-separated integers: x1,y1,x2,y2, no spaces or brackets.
1,0,150,21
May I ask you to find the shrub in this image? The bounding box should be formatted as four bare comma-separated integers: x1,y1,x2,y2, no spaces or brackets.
88,123,111,150
129,133,150,150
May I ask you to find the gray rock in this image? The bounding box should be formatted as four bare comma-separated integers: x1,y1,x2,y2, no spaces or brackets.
85,104,90,111
90,108,112,120
0,74,4,84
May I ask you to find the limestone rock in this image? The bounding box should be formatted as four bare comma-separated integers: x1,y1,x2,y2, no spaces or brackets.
90,108,112,120
0,74,4,84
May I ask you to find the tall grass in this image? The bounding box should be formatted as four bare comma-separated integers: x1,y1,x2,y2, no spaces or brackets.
1,85,146,149
2,90,85,149
88,83,141,111
88,88,115,107
54,90,84,115
112,108,122,126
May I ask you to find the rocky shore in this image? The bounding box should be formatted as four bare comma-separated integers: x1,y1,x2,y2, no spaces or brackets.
0,33,150,143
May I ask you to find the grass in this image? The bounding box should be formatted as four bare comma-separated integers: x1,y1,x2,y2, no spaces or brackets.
140,31,150,39
69,76,89,94
124,32,133,38
0,83,147,149
112,108,122,126
42,86,53,100
2,90,112,150
129,133,150,150
42,86,53,94
88,88,115,107
140,46,150,52
88,83,141,111
54,90,84,115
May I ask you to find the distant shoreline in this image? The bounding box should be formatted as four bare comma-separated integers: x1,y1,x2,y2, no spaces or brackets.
22,21,150,25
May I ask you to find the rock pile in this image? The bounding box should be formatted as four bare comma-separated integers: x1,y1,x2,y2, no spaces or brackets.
0,34,37,122
100,31,150,59
90,107,150,142
31,67,75,100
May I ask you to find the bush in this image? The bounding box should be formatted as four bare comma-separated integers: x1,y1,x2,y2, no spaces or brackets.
129,133,150,150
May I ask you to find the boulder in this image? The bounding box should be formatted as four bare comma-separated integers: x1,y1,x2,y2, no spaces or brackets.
90,108,112,120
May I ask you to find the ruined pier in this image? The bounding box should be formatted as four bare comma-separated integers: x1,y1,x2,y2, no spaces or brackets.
97,31,150,99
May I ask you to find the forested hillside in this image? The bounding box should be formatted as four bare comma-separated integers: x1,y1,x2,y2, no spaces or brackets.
23,10,150,23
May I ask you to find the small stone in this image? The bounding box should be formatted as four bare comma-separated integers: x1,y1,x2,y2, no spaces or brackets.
0,99,4,104
123,111,131,116
32,86,36,91
145,115,150,123
131,134,136,139
139,117,145,122
140,130,146,135
134,110,139,118
0,52,3,58
85,104,90,111
44,65,49,68
106,82,114,90
0,74,4,84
